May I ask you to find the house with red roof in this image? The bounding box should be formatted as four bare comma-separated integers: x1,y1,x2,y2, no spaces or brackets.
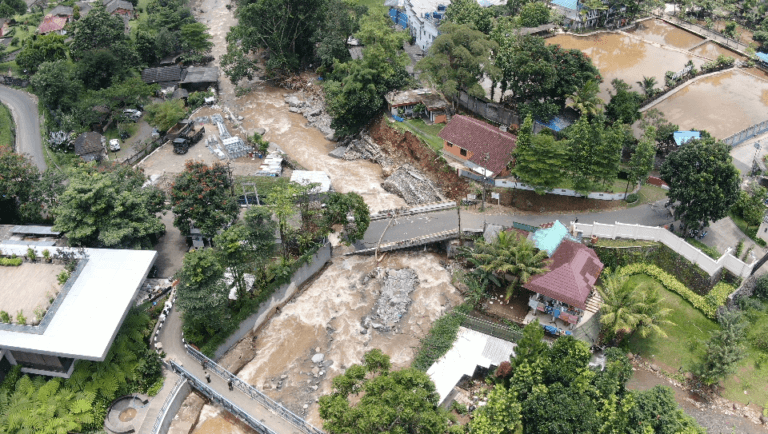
38,15,68,35
438,115,516,178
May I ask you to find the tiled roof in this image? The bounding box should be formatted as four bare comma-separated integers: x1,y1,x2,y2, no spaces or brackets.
38,15,67,34
141,66,184,84
524,240,604,310
106,0,133,13
438,115,516,177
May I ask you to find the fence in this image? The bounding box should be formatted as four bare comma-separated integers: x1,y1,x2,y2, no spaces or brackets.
492,179,638,201
722,120,768,147
455,90,519,127
121,139,164,166
185,346,324,434
169,361,278,434
212,243,332,359
575,221,755,278
456,312,523,343
149,376,189,434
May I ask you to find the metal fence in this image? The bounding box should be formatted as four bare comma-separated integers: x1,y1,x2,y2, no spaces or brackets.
185,346,325,434
169,361,277,434
150,376,187,434
456,312,523,343
722,120,768,147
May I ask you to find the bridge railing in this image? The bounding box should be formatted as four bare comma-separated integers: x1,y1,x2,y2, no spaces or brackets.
185,345,325,434
170,360,278,434
149,376,186,434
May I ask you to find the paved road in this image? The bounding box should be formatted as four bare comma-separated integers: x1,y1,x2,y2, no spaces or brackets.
0,85,45,171
357,209,459,250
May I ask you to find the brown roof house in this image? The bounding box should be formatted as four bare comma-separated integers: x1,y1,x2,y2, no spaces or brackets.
522,220,604,339
73,132,106,162
438,115,516,177
385,89,449,124
38,15,68,35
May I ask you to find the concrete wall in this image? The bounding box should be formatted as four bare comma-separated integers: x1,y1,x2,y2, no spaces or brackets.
456,90,520,127
575,222,756,278
492,179,639,201
213,243,332,360
150,378,191,434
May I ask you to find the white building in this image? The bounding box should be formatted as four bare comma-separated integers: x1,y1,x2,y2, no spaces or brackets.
0,245,156,378
402,0,506,52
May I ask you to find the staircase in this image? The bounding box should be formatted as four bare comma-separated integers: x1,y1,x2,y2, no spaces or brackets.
584,291,602,314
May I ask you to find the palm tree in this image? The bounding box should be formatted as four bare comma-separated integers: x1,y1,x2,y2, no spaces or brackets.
634,283,674,338
636,76,658,98
568,80,604,118
469,231,550,300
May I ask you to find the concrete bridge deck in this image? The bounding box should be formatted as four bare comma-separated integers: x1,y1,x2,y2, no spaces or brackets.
352,206,460,255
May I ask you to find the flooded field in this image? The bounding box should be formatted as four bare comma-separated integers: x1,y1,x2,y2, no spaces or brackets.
628,19,704,50
690,41,745,61
648,70,768,138
547,33,706,101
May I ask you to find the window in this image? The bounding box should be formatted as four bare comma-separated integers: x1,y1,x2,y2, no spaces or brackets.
460,149,467,157
446,142,453,147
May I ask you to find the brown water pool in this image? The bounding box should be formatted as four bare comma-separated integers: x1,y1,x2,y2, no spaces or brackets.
628,19,705,50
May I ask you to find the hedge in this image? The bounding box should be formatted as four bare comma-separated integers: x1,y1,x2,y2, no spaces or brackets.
618,264,733,319
411,307,469,372
0,257,22,266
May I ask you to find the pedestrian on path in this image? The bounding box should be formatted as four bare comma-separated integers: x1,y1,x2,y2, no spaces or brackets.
228,378,233,391
205,371,211,383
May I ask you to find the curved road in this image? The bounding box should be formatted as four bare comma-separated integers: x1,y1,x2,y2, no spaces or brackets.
0,85,46,171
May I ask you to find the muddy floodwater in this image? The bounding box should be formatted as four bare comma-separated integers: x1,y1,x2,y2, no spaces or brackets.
628,19,704,50
547,33,706,101
648,70,768,138
690,41,746,61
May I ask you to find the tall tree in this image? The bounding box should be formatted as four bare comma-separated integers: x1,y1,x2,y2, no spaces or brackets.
512,115,568,193
731,186,768,230
625,126,656,195
15,34,68,74
568,79,604,118
696,309,747,386
445,0,494,33
324,192,370,244
319,349,451,434
53,164,166,248
660,138,740,230
605,79,643,125
266,182,301,258
418,22,497,100
176,248,230,344
0,146,41,224
70,5,138,67
30,61,82,111
564,116,623,194
170,161,239,238
518,2,551,27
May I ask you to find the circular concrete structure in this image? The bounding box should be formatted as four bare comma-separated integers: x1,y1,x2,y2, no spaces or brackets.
105,395,149,434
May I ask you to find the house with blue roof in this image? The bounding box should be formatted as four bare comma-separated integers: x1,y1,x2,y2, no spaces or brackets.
756,52,768,66
673,130,701,147
550,0,626,29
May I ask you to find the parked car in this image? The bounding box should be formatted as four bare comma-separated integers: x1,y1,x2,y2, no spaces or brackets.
123,109,142,122
109,139,121,151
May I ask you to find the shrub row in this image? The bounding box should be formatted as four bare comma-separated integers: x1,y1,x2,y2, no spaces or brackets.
0,257,22,266
618,263,733,319
411,310,465,372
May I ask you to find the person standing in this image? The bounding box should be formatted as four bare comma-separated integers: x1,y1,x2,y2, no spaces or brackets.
204,371,211,383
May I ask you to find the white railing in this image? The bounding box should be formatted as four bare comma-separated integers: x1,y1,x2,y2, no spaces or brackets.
575,221,756,278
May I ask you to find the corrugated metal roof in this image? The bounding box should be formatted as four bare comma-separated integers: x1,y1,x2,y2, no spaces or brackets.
531,220,570,256
11,225,61,236
673,130,701,146
756,52,768,63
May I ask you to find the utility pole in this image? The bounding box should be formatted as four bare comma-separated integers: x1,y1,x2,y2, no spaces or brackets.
480,152,490,212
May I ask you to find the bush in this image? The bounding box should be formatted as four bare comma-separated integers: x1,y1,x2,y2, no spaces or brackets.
187,90,214,111
0,311,9,323
15,310,26,325
754,274,768,299
625,193,638,203
618,263,733,318
451,401,468,414
735,239,744,258
0,257,23,266
57,270,70,285
412,312,464,371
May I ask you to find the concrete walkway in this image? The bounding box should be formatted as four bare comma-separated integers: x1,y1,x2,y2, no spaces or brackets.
138,298,306,434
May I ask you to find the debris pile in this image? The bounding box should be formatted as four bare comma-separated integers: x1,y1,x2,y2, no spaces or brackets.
284,93,335,141
382,164,445,205
361,268,419,332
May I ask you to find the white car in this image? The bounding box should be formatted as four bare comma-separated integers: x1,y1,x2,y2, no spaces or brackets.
123,109,142,121
109,139,121,151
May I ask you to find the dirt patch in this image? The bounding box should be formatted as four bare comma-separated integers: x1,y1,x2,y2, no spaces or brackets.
222,251,462,427
369,116,470,201
493,188,626,213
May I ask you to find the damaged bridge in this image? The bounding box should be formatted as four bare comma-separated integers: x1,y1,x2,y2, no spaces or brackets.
351,202,461,255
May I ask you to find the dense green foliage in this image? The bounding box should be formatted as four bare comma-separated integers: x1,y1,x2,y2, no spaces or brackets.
604,79,643,125
0,0,24,17
0,145,64,224
625,126,656,193
660,138,740,230
444,0,495,33
0,310,163,433
562,116,624,194
145,99,187,132
755,274,768,299
176,247,231,343
518,2,550,27
512,116,568,193
412,312,464,371
469,322,703,434
730,186,768,230
320,349,452,434
15,34,68,74
170,161,240,238
695,309,747,385
0,257,22,266
53,164,166,248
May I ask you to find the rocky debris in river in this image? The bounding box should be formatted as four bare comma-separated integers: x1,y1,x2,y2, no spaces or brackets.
361,268,418,332
382,164,445,205
330,134,393,169
284,92,335,140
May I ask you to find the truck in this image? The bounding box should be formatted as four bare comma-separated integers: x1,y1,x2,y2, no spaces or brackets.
170,120,205,154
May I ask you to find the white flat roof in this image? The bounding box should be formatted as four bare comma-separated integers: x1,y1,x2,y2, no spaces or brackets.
291,170,332,194
0,246,156,361
426,327,516,404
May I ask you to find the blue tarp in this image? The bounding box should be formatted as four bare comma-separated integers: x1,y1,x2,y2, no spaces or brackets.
756,52,768,64
551,0,580,11
535,116,574,132
673,130,701,146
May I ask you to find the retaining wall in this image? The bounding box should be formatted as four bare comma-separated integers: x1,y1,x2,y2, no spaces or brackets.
455,90,519,127
149,378,190,434
575,222,755,278
493,179,640,201
212,243,332,360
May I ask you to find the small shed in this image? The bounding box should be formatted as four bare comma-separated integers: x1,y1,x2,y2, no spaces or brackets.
74,132,105,162
141,65,184,85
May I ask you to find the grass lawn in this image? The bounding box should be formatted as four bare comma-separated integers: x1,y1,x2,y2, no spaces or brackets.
593,239,659,248
719,299,768,407
390,118,445,153
625,274,719,373
234,175,289,199
729,212,766,246
129,0,151,33
632,184,668,206
0,103,13,145
0,61,23,77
